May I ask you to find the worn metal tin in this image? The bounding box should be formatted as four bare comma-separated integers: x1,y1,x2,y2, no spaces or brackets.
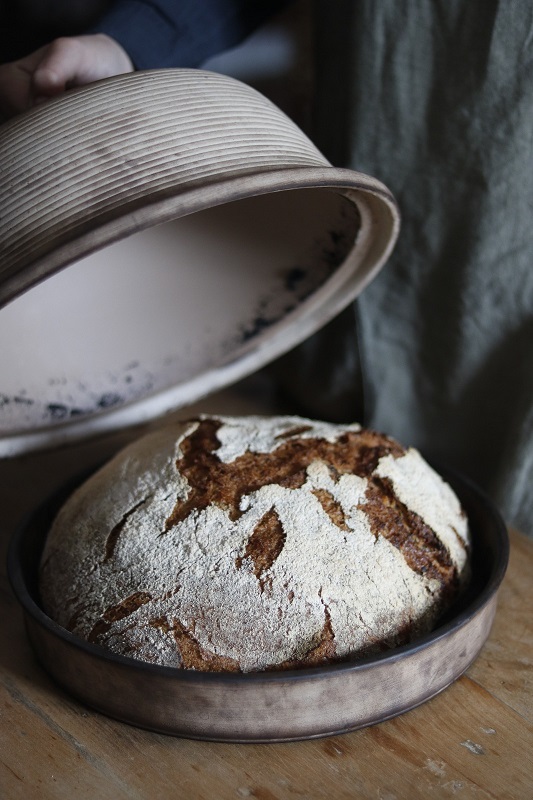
7,465,508,742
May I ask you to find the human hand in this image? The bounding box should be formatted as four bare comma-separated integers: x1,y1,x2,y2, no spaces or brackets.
0,33,134,119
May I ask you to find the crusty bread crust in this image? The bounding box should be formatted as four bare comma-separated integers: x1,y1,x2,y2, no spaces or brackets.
39,415,470,672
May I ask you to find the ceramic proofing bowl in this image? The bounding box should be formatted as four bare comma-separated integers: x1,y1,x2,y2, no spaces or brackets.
0,68,399,456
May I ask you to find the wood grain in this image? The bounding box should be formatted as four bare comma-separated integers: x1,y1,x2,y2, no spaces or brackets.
467,529,533,722
1,426,532,800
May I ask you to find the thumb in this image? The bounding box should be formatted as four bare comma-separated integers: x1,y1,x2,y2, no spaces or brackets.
32,38,86,98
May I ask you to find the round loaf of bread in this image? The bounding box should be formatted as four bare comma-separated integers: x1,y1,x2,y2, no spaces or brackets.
39,414,470,672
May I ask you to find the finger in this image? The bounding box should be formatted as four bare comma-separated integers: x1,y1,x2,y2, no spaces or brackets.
31,36,133,102
32,38,87,97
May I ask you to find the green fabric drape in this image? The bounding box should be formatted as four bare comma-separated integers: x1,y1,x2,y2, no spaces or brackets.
278,0,533,534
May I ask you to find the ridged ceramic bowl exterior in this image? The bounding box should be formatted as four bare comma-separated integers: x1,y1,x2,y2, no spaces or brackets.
0,69,399,455
0,69,371,301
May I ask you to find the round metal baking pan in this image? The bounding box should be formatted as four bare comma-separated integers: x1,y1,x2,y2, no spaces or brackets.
7,464,508,743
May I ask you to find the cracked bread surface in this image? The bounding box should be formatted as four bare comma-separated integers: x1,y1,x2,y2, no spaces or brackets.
39,414,470,672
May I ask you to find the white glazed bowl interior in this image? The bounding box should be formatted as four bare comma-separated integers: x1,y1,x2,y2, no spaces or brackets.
1,189,357,436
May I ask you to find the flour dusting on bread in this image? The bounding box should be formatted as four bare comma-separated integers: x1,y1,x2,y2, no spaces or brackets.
39,414,470,672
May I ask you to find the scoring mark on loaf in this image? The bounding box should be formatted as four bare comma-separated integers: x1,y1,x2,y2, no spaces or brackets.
360,476,458,591
275,424,314,440
235,507,286,592
105,499,148,561
150,617,241,672
312,488,350,532
88,591,153,643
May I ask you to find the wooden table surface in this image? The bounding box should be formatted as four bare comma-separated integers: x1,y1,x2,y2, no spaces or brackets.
1,401,532,800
